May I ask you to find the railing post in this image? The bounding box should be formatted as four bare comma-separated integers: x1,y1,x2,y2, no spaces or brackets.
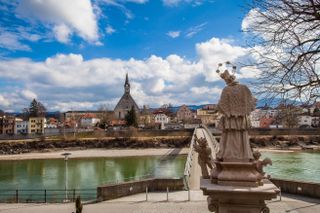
44,189,47,203
279,187,282,201
166,187,169,202
146,187,148,201
188,189,190,201
15,189,18,203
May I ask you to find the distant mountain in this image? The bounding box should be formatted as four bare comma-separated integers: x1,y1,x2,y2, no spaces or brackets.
256,98,302,108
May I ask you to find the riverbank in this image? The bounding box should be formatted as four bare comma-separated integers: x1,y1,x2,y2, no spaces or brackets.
0,148,189,160
0,136,191,155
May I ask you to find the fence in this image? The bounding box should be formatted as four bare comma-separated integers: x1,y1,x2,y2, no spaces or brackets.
0,188,96,203
97,178,184,201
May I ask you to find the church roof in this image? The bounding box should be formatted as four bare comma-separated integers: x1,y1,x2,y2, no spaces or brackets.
114,73,139,112
114,93,140,111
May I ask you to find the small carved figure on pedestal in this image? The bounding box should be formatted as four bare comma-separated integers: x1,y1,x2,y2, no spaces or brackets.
253,150,272,179
194,134,213,178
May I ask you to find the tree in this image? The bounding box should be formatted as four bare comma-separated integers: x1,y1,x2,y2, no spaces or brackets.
125,106,138,127
27,99,46,118
97,104,113,128
244,0,320,104
277,104,300,128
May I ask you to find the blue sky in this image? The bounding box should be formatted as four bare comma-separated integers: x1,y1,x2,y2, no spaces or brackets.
0,0,257,112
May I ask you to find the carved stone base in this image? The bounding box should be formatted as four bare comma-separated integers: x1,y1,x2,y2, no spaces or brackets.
201,178,279,213
211,161,262,187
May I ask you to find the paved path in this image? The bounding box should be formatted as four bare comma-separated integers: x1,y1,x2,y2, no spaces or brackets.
188,127,218,190
0,192,319,213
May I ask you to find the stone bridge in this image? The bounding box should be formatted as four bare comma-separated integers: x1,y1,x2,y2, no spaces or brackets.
184,125,219,190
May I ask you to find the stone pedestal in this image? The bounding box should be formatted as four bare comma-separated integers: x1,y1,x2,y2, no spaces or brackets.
211,161,262,187
200,178,279,213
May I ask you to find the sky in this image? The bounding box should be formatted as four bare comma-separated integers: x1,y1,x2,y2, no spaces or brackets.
0,0,258,112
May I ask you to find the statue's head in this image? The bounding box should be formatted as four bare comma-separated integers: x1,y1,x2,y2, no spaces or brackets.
219,70,238,86
216,62,238,86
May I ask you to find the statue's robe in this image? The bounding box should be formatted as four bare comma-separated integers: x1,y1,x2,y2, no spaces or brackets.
217,83,255,162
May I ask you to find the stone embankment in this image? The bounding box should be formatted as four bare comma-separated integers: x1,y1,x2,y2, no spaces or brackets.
249,135,320,150
0,137,191,155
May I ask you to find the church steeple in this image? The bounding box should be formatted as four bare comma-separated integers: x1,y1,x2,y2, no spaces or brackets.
124,73,130,94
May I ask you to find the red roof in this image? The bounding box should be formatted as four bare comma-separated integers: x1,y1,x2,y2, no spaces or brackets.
81,113,97,119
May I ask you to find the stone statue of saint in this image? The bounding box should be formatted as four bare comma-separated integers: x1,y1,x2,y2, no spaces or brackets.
216,69,256,162
194,134,213,178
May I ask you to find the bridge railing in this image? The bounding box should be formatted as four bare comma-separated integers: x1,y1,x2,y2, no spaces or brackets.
183,128,197,190
200,124,219,158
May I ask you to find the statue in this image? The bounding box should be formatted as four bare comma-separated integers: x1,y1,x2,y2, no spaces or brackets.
253,150,272,178
216,66,256,162
198,63,279,213
194,134,213,178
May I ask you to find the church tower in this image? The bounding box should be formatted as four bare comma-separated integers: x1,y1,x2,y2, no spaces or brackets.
124,73,130,94
114,74,140,120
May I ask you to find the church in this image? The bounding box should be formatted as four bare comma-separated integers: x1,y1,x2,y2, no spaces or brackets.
114,74,140,119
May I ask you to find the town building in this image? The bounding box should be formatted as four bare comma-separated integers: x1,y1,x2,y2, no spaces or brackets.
0,115,15,135
80,113,101,128
64,111,106,123
28,117,46,134
196,104,220,127
46,117,58,128
259,116,274,128
153,109,171,129
114,74,140,120
298,114,313,127
176,105,195,122
138,105,154,128
14,118,28,135
184,119,202,129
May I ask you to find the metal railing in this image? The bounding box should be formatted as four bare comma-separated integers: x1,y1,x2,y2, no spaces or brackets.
0,188,96,203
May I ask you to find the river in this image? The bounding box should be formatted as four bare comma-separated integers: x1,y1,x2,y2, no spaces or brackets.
0,151,319,202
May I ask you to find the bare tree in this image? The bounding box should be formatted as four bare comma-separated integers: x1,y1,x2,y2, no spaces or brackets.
97,104,113,128
244,0,320,104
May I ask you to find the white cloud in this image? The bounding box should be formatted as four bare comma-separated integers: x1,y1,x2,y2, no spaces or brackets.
237,66,261,79
105,25,116,35
21,90,37,100
196,37,248,82
0,94,11,107
167,31,181,38
0,37,257,111
190,86,222,95
186,22,207,38
162,0,204,7
53,24,72,43
0,31,31,51
16,0,99,43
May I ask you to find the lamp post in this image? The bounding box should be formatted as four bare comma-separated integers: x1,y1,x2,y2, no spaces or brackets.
61,152,71,201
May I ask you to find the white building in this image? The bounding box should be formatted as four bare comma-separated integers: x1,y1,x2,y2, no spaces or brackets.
14,118,28,135
298,115,313,127
250,109,261,128
80,113,100,128
153,109,170,126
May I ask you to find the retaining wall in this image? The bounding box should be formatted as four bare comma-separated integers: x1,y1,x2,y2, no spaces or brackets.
271,178,320,199
97,178,184,201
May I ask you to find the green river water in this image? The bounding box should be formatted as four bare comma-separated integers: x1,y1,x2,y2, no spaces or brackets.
0,151,319,202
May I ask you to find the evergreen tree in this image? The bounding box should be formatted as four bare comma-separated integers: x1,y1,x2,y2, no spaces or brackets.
125,106,137,127
28,99,46,117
